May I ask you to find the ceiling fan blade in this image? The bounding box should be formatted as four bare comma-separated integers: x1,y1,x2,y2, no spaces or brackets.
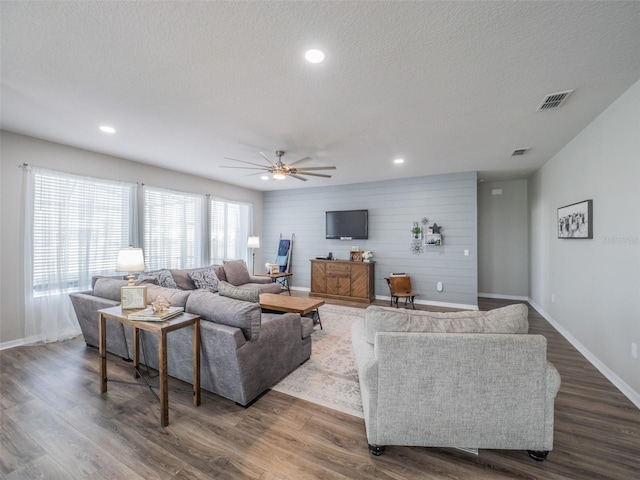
287,156,312,167
296,172,332,178
294,166,337,171
259,151,276,166
289,174,308,181
223,157,269,168
220,166,268,170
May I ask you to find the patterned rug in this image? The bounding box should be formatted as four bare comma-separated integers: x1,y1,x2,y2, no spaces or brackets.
271,304,365,418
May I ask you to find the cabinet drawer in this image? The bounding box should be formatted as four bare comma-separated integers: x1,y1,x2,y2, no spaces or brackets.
326,263,350,277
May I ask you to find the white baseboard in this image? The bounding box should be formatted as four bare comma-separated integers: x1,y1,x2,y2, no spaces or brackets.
478,292,529,301
528,298,640,410
290,287,478,310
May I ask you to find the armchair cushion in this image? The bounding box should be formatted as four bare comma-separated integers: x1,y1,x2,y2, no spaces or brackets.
364,303,528,344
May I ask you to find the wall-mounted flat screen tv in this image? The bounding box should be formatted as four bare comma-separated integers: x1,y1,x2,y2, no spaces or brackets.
326,209,368,239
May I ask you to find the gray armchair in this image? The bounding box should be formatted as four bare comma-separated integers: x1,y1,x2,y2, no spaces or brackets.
351,304,561,460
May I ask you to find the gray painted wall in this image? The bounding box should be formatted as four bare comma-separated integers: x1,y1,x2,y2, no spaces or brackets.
529,79,640,401
0,131,264,345
478,179,528,298
262,172,478,308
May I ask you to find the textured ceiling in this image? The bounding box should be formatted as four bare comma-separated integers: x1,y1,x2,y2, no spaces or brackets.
2,1,639,191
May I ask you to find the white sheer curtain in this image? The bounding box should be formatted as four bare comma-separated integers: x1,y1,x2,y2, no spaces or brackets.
23,166,136,344
210,198,252,265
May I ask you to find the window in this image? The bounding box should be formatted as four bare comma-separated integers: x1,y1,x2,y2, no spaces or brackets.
31,168,135,295
144,186,206,270
210,199,251,265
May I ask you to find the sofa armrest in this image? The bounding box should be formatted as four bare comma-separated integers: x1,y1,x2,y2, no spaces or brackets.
249,275,273,285
351,318,380,441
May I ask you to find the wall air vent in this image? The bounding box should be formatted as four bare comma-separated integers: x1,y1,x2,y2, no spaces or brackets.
537,90,573,111
512,148,529,156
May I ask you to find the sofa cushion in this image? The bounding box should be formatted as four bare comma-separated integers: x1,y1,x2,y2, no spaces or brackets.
212,265,227,282
186,290,261,340
144,284,191,308
218,280,259,303
223,259,251,286
363,304,529,344
170,268,196,290
188,266,220,293
136,269,177,289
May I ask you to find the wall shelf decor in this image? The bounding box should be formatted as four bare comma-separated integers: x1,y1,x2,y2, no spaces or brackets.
409,218,443,253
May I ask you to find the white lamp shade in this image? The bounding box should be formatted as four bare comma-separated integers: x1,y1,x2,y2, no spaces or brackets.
247,236,260,249
115,247,145,272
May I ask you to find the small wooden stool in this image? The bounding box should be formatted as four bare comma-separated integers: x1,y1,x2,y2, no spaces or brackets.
385,276,418,309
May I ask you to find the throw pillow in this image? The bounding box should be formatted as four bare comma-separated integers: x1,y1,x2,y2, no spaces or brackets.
222,259,251,286
188,266,220,293
136,269,178,289
218,281,259,303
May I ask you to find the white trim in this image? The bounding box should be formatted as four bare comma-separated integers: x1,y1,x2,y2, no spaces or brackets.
528,298,640,410
0,335,44,351
478,293,529,301
290,287,479,310
380,296,479,311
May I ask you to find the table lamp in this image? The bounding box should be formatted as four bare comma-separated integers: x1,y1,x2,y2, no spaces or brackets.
116,247,147,309
247,236,260,275
116,247,145,285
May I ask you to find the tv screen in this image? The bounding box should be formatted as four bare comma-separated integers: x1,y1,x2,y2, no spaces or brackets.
326,210,368,239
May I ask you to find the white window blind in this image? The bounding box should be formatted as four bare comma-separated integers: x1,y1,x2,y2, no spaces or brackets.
210,199,251,264
144,186,205,269
31,168,135,295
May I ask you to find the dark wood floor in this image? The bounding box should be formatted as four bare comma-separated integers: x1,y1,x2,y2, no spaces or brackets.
1,296,639,479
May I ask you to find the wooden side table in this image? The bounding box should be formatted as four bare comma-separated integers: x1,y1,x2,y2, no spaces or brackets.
98,306,201,427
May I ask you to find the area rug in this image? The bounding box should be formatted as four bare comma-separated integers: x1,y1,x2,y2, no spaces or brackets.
271,304,365,418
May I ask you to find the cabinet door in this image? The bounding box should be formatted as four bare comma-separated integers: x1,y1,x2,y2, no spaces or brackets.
337,277,351,296
350,263,370,298
311,262,326,293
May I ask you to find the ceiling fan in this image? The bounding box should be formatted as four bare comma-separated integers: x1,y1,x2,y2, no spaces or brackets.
221,150,336,181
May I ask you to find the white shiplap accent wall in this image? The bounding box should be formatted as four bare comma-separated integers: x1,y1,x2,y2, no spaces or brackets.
262,171,478,308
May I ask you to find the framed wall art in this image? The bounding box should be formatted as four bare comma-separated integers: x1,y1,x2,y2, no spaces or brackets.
558,199,593,239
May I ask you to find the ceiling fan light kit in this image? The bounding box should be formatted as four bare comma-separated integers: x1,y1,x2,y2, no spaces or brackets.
222,150,336,182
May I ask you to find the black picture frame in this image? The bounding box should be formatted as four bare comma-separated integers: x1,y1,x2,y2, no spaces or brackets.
558,199,593,239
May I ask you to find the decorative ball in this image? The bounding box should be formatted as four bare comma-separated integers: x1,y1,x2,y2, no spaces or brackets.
151,296,170,313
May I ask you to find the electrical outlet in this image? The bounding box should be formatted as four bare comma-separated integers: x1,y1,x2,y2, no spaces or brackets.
632,343,637,359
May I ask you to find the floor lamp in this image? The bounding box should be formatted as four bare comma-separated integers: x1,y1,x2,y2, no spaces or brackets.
247,236,260,275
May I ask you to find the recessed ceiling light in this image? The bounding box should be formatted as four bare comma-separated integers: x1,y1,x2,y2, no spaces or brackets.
99,125,116,134
305,49,325,63
394,158,404,164
261,175,269,181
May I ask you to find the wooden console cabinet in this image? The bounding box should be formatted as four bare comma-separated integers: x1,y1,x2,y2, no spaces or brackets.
310,259,375,303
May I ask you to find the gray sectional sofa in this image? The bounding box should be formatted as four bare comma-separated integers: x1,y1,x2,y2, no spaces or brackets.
70,261,313,406
352,304,561,460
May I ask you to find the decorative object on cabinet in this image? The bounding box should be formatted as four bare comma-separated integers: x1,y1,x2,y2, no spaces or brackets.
350,251,363,262
362,250,373,262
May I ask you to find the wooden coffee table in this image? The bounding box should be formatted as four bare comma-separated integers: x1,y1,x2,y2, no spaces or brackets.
259,293,324,329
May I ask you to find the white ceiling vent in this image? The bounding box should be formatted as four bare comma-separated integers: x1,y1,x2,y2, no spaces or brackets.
537,90,573,111
511,148,529,156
